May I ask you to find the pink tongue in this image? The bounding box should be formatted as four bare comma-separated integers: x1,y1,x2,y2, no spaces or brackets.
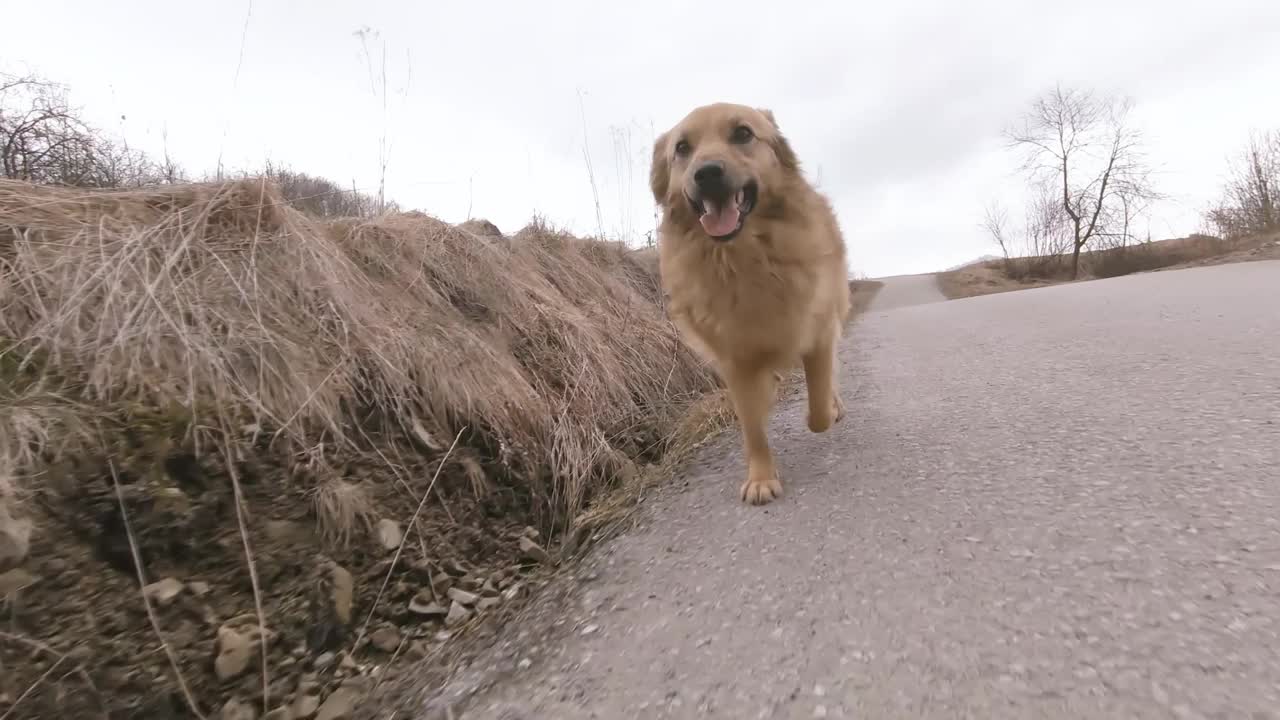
699,200,740,237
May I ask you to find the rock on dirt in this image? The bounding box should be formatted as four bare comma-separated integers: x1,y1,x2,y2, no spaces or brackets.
315,679,365,720
518,536,551,564
307,558,355,652
142,577,185,606
292,679,322,718
445,600,472,627
221,696,258,720
376,519,403,551
447,587,480,606
0,568,36,596
216,614,276,681
370,625,401,653
408,590,449,617
0,508,31,572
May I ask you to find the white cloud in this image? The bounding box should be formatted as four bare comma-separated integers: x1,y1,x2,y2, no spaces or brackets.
6,0,1279,276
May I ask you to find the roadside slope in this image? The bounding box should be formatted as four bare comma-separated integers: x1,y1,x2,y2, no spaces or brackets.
399,260,1280,720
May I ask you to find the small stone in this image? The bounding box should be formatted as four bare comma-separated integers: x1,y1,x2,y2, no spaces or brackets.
518,536,551,564
143,577,185,606
478,596,502,611
429,572,453,596
441,558,468,577
447,587,479,606
502,583,524,601
221,697,257,720
291,681,322,718
408,590,448,617
445,601,471,627
313,652,336,670
481,579,500,596
215,615,274,681
517,657,532,670
265,520,312,545
0,508,32,572
581,624,599,636
0,568,36,596
376,519,403,551
315,680,364,720
329,565,354,626
370,626,401,653
813,705,828,718
308,560,355,651
187,580,211,596
522,526,540,540
153,487,192,517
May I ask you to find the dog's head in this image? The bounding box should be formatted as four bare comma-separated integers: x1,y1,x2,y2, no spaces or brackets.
649,102,800,242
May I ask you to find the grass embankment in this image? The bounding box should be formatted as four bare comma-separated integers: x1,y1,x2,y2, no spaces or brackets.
0,178,880,718
937,232,1280,300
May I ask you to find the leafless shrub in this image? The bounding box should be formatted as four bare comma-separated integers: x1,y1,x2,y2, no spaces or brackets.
0,73,173,189
982,181,1074,280
1204,128,1279,240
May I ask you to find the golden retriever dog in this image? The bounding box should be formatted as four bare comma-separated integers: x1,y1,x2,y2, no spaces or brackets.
650,102,851,505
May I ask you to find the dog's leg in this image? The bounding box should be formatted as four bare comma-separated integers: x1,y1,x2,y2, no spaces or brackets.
724,363,782,505
803,331,844,433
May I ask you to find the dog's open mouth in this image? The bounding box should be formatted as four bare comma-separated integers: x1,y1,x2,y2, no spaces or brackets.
688,181,757,241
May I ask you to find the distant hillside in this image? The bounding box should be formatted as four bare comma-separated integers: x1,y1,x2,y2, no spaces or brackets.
945,254,1001,272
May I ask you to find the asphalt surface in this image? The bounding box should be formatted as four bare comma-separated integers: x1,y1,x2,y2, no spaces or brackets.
419,261,1280,720
865,272,948,311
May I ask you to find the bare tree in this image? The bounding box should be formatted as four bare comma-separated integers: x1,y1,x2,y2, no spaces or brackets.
1205,128,1279,239
1004,85,1159,279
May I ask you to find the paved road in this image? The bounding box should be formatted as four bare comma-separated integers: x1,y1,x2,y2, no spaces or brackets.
414,261,1280,719
866,273,948,311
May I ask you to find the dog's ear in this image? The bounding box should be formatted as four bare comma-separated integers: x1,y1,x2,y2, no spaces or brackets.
649,129,671,204
756,107,799,172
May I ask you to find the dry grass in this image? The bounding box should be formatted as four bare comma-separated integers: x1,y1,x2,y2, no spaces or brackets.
310,478,379,548
1144,229,1280,272
0,177,720,542
936,262,1065,300
937,231,1280,300
848,279,884,316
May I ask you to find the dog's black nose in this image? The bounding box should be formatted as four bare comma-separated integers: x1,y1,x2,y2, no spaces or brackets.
693,162,726,189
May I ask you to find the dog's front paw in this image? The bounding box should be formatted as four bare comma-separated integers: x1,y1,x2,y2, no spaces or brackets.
740,464,783,505
807,393,845,434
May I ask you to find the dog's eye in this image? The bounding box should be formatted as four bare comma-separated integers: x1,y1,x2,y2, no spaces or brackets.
730,125,754,144
674,139,691,156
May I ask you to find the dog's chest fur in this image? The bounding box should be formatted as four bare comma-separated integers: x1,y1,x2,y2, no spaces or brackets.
660,234,822,355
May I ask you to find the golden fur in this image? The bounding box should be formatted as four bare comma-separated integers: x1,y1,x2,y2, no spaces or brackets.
650,102,851,505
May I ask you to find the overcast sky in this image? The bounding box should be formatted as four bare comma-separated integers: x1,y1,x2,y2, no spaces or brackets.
6,0,1279,277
